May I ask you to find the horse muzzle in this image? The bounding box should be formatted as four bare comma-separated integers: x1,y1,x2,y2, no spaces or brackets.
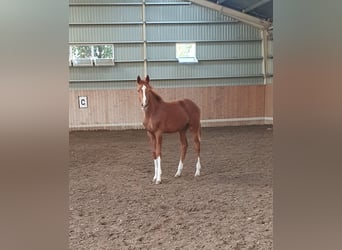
141,103,148,110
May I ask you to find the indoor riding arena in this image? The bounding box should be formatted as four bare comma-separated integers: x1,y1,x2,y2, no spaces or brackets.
69,0,273,249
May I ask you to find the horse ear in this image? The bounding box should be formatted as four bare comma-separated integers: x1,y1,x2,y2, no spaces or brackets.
137,75,141,83
145,75,150,82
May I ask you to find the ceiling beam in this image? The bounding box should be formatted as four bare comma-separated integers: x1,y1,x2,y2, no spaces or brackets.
188,0,271,30
216,0,228,4
242,0,272,13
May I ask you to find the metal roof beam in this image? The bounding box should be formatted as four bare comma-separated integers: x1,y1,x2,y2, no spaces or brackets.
243,0,272,13
216,0,229,4
188,0,271,30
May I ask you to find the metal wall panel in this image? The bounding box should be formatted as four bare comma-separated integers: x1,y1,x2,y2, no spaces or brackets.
267,39,273,83
69,25,142,43
69,1,263,86
146,23,260,42
69,81,139,90
146,0,184,3
147,77,263,88
144,1,262,89
267,58,273,75
70,0,141,3
146,43,175,60
147,60,262,79
268,39,273,57
115,44,144,61
69,77,262,90
146,4,236,22
69,6,142,23
197,41,261,59
69,63,143,82
147,41,261,60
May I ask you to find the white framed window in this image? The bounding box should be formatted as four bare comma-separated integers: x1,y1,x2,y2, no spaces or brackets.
69,44,114,67
93,44,114,66
176,43,198,63
69,45,92,66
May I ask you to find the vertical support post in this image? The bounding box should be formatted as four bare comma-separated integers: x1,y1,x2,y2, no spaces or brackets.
261,29,269,85
142,0,147,76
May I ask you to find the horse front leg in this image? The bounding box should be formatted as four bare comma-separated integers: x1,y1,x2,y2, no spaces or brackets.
147,131,157,182
155,132,163,184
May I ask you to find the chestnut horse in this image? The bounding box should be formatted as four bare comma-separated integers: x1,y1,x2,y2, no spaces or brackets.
137,75,201,184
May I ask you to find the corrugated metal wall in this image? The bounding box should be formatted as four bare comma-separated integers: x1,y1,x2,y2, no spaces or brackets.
69,0,273,129
69,0,269,89
267,37,273,84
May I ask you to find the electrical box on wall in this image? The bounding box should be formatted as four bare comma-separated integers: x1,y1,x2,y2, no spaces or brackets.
78,96,88,108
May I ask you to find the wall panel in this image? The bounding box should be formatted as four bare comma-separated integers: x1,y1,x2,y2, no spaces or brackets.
265,83,273,118
147,60,262,79
69,6,142,23
146,23,260,42
146,4,236,22
69,85,268,130
69,63,143,82
69,25,142,43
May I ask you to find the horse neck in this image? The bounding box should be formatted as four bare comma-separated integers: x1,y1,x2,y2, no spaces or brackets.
145,90,163,114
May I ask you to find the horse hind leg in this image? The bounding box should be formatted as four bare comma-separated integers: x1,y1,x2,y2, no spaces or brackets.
175,129,188,177
190,124,201,177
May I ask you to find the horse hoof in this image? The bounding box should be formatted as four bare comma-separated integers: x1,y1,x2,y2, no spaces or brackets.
174,173,181,177
156,180,161,184
195,172,200,177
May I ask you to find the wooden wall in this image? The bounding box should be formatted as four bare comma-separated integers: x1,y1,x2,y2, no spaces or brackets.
69,84,273,130
264,84,273,124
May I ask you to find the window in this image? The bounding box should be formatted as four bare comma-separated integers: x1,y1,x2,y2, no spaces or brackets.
69,44,114,67
93,45,114,66
176,43,198,63
69,45,92,66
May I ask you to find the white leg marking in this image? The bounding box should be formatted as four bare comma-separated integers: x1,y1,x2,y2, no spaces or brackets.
153,158,157,182
142,85,147,107
195,157,201,176
175,159,183,177
156,156,162,184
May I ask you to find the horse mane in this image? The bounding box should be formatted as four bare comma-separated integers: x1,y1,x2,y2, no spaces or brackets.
150,89,163,103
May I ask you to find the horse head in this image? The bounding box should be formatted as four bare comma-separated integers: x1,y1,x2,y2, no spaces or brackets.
137,75,152,109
